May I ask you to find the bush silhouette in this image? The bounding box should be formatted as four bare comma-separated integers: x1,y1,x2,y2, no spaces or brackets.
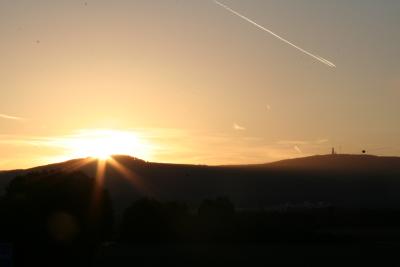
198,197,235,219
198,197,236,241
120,197,237,243
0,171,113,266
119,198,190,242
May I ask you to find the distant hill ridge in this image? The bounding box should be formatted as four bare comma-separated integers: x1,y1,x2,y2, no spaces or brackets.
1,154,400,212
2,153,400,173
257,154,400,173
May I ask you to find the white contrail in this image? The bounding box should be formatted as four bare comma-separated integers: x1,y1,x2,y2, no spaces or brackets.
214,0,336,68
0,113,24,121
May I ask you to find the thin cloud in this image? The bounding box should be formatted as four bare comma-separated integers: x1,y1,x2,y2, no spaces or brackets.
266,105,271,111
0,113,24,121
0,129,325,168
233,123,246,131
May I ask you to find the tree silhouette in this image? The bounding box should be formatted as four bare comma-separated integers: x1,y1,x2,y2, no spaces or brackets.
119,198,190,243
0,171,113,267
198,197,236,242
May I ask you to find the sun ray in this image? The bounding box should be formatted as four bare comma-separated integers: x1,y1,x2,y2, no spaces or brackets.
63,157,96,173
93,159,107,201
107,157,150,194
90,159,108,219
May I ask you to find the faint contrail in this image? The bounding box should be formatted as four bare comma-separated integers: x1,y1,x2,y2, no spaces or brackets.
294,145,303,154
214,0,336,68
0,113,24,121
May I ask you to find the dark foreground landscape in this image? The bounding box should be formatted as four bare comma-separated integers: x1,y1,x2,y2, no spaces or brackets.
1,154,400,266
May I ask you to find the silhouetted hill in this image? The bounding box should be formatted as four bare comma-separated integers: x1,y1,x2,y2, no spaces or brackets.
1,154,400,215
260,154,400,173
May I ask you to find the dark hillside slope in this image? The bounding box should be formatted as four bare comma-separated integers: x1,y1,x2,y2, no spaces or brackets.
1,155,400,213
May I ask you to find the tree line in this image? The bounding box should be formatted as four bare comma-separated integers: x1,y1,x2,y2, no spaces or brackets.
2,170,400,266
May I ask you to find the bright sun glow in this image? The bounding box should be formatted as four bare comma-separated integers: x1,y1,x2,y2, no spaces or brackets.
58,129,152,161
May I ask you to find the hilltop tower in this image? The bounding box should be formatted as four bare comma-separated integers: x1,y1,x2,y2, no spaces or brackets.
331,147,336,155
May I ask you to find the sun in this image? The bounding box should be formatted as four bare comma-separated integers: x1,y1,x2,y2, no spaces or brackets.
62,129,152,161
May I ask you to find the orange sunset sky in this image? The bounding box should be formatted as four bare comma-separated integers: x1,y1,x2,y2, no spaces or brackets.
1,0,400,169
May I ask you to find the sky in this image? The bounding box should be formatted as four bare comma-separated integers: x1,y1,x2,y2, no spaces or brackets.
0,0,400,169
